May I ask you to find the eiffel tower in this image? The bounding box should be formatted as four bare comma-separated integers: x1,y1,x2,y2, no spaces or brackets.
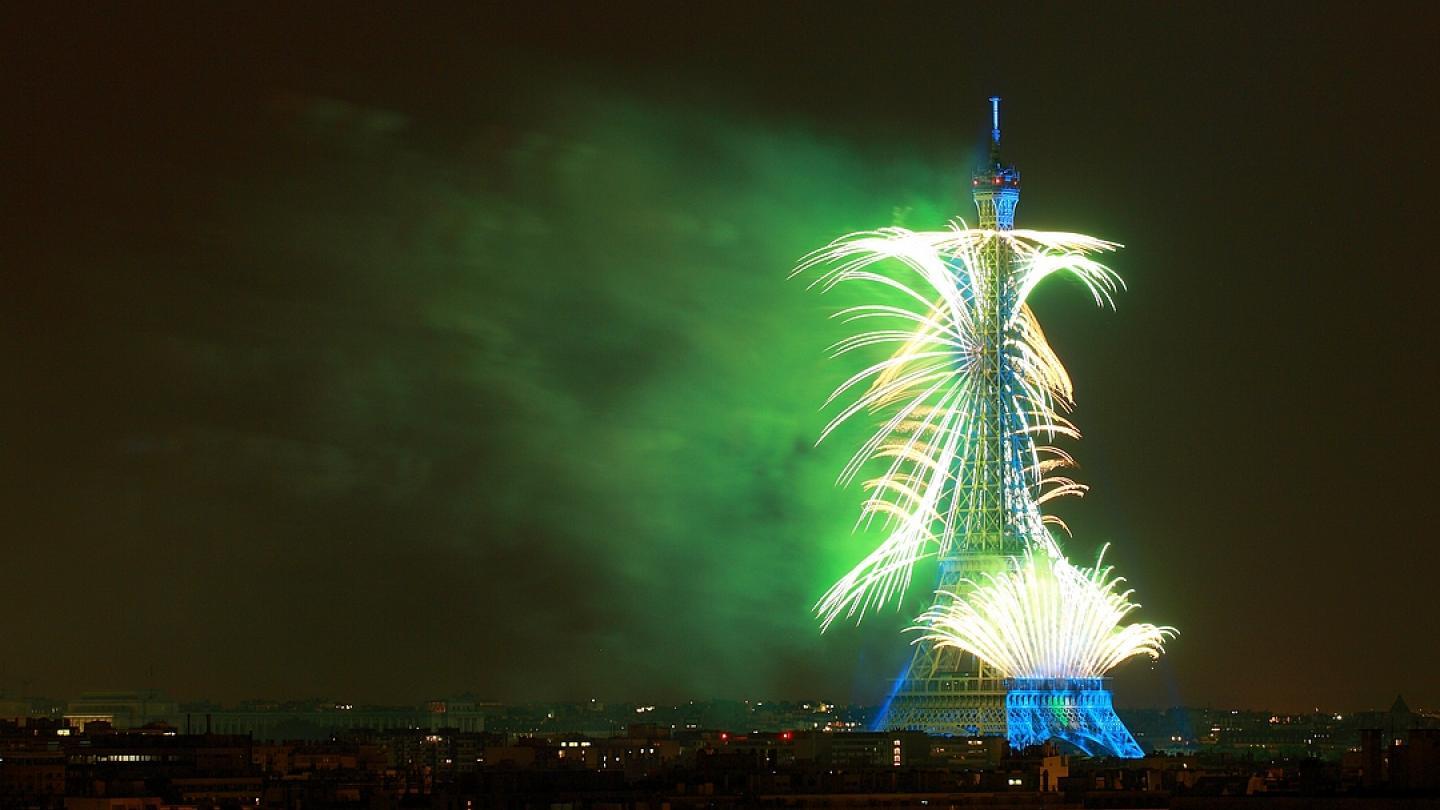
872,97,1031,736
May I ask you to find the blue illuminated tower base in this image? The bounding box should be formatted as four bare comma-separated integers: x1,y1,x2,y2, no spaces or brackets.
1005,678,1144,758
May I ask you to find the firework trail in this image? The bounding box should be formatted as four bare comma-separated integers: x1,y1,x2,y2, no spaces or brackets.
914,546,1176,678
795,223,1123,629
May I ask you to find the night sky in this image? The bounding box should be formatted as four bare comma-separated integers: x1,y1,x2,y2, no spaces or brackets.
8,4,1439,712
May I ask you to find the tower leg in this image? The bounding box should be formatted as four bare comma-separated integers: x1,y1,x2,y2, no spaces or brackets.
872,640,1008,736
1004,678,1144,758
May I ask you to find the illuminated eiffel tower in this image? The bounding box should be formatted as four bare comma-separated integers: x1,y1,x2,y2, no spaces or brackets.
871,97,1029,737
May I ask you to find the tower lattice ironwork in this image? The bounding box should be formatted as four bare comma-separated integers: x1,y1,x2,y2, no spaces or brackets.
870,97,1033,738
870,99,1146,759
1005,678,1144,757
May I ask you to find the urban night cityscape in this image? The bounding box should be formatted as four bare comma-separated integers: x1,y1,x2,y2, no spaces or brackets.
7,4,1440,809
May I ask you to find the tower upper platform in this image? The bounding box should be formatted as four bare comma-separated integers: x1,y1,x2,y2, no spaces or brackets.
971,96,1020,230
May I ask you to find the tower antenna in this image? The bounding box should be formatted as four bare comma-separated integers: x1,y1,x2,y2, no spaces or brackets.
989,96,1002,164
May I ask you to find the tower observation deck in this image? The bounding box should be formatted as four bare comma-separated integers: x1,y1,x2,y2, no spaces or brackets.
972,96,1021,230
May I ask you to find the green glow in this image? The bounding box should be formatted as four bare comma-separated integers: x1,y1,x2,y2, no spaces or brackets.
229,91,969,695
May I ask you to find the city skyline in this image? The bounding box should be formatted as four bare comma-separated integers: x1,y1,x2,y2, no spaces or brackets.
7,4,1440,713
6,689,1435,718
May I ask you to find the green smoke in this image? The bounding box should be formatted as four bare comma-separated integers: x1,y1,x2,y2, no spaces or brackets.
238,83,983,699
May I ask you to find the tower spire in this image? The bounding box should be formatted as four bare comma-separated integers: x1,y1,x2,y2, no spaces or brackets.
989,95,1002,165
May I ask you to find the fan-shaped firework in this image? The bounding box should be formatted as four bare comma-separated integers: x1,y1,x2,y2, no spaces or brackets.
794,224,1123,629
915,547,1175,678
